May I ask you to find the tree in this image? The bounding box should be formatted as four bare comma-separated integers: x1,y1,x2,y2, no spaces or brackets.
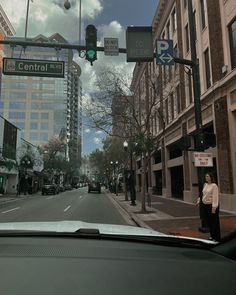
85,64,184,212
84,66,156,211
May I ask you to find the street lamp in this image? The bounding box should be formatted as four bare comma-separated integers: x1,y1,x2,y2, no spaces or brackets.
123,141,136,206
64,0,82,49
110,161,119,195
20,156,33,195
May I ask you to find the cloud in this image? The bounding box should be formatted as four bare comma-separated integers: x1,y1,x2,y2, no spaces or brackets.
93,137,102,145
76,20,134,99
1,0,103,41
84,128,91,133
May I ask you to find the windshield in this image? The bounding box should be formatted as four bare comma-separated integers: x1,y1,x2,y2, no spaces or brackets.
0,0,235,244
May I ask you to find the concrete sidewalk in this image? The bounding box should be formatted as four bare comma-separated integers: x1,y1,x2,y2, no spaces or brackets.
109,191,236,240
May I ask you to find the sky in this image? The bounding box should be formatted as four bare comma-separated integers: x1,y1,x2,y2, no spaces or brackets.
1,0,158,155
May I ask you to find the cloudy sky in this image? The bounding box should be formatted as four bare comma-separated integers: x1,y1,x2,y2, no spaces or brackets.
1,0,158,154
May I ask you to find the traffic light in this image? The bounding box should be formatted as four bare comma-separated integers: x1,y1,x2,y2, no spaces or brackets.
85,24,97,65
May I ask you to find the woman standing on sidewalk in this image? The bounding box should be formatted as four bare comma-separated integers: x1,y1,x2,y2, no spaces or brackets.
198,173,221,241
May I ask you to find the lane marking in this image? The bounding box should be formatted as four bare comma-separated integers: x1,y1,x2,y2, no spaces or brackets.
80,196,83,199
1,207,20,214
46,196,54,200
64,205,71,212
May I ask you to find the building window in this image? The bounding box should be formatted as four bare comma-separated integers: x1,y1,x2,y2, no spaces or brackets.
31,112,39,119
41,113,49,119
9,92,27,100
29,132,38,141
166,21,170,39
176,84,181,114
40,133,48,141
42,83,54,90
165,99,169,125
9,82,27,89
187,71,193,104
31,102,41,110
204,48,211,89
229,18,236,69
200,0,206,30
9,112,25,119
41,123,48,130
9,102,26,109
174,44,178,70
172,8,177,32
185,23,190,53
0,101,4,108
170,93,174,120
31,83,41,90
193,10,197,42
30,122,38,130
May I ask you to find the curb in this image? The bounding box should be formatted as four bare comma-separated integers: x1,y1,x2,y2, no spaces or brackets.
105,191,152,229
106,192,136,226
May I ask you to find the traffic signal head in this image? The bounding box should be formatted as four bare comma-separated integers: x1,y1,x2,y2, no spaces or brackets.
85,24,97,65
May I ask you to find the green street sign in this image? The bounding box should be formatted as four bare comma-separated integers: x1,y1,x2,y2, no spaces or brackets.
3,58,65,78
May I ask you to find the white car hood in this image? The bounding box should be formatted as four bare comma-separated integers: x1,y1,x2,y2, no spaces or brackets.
0,220,217,244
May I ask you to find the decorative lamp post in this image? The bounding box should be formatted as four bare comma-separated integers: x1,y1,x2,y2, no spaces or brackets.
123,141,136,206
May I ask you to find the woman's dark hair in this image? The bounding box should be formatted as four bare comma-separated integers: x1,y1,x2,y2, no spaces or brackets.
205,172,215,183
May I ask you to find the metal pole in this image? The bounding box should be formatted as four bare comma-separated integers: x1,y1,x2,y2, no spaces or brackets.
79,0,82,46
24,0,31,40
187,0,206,229
130,145,136,205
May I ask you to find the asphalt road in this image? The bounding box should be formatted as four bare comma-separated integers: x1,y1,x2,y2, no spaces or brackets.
0,187,131,225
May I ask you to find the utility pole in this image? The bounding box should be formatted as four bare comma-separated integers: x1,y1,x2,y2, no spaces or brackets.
187,0,206,229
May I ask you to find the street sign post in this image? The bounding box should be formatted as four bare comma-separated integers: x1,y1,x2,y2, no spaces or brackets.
104,38,119,56
126,26,153,62
3,58,65,78
156,39,174,65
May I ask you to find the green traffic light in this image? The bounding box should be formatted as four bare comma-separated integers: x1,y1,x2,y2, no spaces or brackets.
86,49,96,60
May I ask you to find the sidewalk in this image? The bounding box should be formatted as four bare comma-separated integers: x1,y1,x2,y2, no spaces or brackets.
109,191,236,240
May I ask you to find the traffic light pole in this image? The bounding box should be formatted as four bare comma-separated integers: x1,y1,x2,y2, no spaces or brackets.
0,39,127,54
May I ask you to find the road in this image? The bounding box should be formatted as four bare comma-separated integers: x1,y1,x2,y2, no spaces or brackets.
0,187,132,225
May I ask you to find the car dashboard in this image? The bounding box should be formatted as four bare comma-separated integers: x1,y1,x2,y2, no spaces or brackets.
0,234,235,295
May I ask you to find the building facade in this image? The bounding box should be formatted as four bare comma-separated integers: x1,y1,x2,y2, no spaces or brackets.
131,0,236,212
0,4,15,103
66,60,82,164
0,33,82,165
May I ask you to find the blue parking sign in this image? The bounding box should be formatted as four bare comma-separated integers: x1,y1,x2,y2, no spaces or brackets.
156,39,174,65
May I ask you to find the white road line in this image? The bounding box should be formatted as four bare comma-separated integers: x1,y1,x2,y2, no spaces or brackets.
64,205,71,212
80,196,83,199
1,207,20,214
46,196,54,200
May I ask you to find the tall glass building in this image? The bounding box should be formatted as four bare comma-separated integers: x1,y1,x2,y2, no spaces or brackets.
0,33,82,163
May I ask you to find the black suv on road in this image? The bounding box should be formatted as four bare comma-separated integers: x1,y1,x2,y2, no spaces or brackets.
88,181,101,193
42,183,60,195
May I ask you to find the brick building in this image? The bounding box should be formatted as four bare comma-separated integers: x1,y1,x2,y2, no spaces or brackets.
131,0,236,212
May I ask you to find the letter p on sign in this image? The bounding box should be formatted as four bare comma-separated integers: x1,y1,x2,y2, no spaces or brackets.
156,39,174,65
157,40,169,54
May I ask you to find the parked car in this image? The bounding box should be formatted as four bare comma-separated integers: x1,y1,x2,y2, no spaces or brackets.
88,181,101,193
59,184,65,192
64,184,72,190
42,183,60,195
